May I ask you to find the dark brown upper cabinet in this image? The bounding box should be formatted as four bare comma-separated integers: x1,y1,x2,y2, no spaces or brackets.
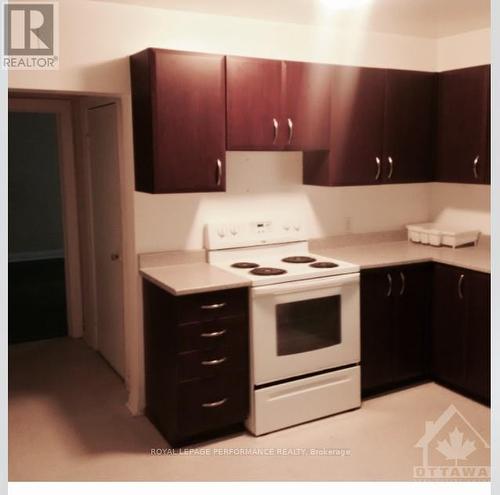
384,69,436,183
226,56,331,151
436,65,490,184
283,61,332,151
304,66,436,187
130,49,226,193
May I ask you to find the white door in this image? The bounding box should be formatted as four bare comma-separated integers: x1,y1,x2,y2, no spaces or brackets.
87,103,125,376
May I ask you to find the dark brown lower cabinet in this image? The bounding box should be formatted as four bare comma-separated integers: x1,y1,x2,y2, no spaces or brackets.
361,263,432,395
143,281,250,446
361,262,490,404
432,264,490,404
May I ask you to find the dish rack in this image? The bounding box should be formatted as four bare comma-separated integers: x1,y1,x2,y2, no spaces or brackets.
406,223,480,248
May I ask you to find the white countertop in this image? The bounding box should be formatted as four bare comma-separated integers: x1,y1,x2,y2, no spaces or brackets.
140,262,250,296
139,236,490,295
315,239,490,274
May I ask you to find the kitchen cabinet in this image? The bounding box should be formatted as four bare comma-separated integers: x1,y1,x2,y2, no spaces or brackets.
435,65,490,184
432,264,490,403
226,56,331,151
143,282,250,446
383,69,436,183
361,263,431,395
130,48,226,193
303,67,435,186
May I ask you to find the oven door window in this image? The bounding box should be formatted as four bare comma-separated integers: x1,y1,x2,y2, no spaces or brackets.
276,295,341,356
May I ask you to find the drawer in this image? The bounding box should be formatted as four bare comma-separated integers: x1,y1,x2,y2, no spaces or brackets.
178,373,249,436
177,336,248,381
176,315,247,353
248,366,361,435
175,288,247,324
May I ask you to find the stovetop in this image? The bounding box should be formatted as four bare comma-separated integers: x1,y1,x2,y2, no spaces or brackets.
204,220,359,286
208,242,359,286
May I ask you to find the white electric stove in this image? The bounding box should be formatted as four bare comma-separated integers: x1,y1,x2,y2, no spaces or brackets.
205,220,361,436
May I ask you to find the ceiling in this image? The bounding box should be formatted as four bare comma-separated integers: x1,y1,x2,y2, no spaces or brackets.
94,0,490,38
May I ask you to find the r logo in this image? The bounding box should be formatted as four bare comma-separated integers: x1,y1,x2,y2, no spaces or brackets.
4,3,54,55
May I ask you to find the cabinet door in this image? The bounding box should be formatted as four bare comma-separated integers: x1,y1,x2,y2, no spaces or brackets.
284,61,331,151
226,56,284,150
327,66,386,186
393,264,432,382
464,271,490,403
154,50,226,193
384,70,436,183
436,65,490,184
361,268,395,393
432,264,467,389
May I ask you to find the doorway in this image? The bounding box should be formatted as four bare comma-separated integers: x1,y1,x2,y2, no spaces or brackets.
8,95,128,381
8,99,83,343
8,111,67,342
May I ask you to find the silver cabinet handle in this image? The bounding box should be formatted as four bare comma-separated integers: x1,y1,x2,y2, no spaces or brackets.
201,329,227,338
287,118,294,145
375,157,381,180
200,302,226,310
388,156,394,179
458,274,465,299
201,357,227,366
202,398,227,408
272,118,279,145
473,155,480,179
386,273,393,297
399,272,406,296
216,158,222,186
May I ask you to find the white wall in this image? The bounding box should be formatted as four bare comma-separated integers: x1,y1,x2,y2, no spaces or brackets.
136,153,430,251
430,183,491,235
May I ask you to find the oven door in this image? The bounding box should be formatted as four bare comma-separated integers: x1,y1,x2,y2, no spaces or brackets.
250,273,360,385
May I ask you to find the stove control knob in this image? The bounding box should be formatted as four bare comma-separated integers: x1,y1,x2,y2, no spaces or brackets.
230,226,238,236
294,225,301,231
283,224,290,231
217,228,226,238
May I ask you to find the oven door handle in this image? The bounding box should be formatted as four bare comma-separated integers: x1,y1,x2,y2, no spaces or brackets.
251,272,360,297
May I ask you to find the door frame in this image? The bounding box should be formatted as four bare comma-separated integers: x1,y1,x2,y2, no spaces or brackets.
8,98,83,339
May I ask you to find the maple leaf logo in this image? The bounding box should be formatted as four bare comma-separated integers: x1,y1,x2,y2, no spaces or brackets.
436,427,476,465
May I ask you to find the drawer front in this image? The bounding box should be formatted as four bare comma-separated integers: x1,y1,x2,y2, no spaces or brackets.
176,315,247,353
249,366,361,436
177,335,248,381
178,373,249,436
176,288,247,324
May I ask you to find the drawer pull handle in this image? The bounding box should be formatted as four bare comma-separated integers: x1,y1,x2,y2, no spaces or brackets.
201,357,227,366
202,398,227,408
200,302,226,310
201,329,227,338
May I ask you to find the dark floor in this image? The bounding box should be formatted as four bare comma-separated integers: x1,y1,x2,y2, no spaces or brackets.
8,258,67,343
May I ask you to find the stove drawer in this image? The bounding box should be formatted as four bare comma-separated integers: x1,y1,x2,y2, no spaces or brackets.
178,373,249,436
176,315,248,353
248,366,360,435
176,288,247,324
